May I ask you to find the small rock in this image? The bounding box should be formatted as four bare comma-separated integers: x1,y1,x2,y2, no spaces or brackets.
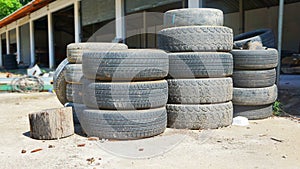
31,148,43,153
282,155,287,159
138,148,144,152
48,145,55,148
21,150,26,154
88,137,99,141
87,157,95,164
77,144,86,147
98,157,102,160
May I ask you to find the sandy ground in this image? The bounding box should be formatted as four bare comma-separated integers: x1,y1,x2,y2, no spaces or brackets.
0,92,299,169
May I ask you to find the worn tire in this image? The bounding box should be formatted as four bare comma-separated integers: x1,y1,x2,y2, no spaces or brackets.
76,107,167,139
53,58,68,105
168,78,233,104
82,49,169,81
231,49,278,70
83,80,168,110
158,26,233,52
234,29,276,48
233,104,273,120
66,84,83,104
169,52,233,78
64,64,83,84
67,43,128,63
64,103,86,124
233,69,276,88
164,8,223,27
233,85,277,106
167,102,233,129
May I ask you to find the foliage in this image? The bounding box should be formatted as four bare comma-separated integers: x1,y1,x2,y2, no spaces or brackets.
0,0,22,19
273,101,284,116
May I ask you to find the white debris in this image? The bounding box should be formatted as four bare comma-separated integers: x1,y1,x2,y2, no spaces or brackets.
232,116,249,126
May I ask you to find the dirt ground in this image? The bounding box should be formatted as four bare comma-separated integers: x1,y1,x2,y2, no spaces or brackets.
0,92,299,169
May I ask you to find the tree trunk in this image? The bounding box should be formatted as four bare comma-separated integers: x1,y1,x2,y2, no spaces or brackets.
29,107,74,140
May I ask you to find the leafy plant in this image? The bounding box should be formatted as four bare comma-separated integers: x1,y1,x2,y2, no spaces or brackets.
273,101,284,116
0,0,22,19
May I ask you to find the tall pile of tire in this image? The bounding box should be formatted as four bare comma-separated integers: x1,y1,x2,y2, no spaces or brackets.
77,47,169,140
231,49,278,119
158,8,234,129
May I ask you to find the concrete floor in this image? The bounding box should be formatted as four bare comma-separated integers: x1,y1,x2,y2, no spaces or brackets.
0,93,299,169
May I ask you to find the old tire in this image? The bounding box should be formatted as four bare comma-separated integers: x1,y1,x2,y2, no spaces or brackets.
233,85,277,106
53,58,68,105
233,69,276,88
83,80,168,110
158,26,233,52
168,52,233,78
82,49,169,81
67,43,128,63
76,107,167,139
66,84,83,104
231,49,278,70
167,102,233,129
234,29,276,48
64,64,83,84
233,104,273,120
168,78,233,104
64,103,86,124
164,8,223,27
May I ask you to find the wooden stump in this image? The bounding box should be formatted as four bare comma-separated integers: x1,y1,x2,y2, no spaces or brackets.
29,107,74,140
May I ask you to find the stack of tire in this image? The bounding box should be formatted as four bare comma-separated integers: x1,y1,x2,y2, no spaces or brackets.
231,49,278,119
54,43,128,124
158,8,234,129
76,47,169,139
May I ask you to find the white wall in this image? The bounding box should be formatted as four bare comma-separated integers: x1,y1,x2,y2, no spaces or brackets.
224,2,300,52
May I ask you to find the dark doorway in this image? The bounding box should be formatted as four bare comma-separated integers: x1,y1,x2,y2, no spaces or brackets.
34,16,49,67
53,5,75,66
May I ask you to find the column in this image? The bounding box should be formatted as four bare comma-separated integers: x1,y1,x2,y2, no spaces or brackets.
16,26,21,63
0,36,2,66
115,0,125,42
29,20,35,67
6,31,9,54
48,13,55,69
74,0,81,43
188,0,203,8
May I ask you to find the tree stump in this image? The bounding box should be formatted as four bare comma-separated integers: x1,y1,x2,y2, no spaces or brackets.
29,107,74,140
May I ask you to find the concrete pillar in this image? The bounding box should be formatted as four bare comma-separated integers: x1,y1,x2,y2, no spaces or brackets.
74,0,81,43
276,0,285,85
48,13,55,69
188,0,204,8
29,20,35,67
16,26,21,63
0,36,2,67
6,31,9,54
115,0,125,42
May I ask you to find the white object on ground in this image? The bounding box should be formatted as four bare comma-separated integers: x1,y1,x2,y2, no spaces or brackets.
27,64,42,76
232,116,249,126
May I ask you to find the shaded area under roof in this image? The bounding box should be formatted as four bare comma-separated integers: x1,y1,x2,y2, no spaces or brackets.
205,0,300,14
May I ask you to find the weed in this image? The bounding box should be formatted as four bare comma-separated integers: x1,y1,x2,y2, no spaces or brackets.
273,101,284,116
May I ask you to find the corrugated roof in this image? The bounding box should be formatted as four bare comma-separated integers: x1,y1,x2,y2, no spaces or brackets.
0,0,54,28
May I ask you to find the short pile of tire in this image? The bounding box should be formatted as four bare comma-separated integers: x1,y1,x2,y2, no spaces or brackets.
62,43,170,140
158,8,234,129
231,49,278,119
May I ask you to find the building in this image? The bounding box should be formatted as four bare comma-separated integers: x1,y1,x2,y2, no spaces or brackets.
0,0,299,69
